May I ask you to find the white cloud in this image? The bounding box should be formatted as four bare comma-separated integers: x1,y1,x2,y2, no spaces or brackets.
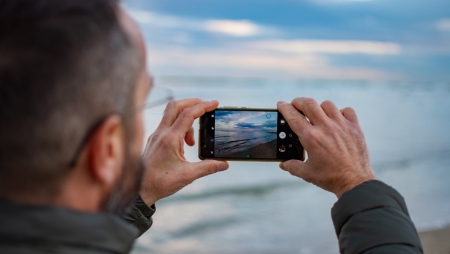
248,39,401,55
204,20,262,37
128,10,270,37
436,18,450,32
147,46,401,80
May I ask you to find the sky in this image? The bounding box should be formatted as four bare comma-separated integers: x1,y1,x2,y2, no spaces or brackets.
124,0,450,81
215,111,277,132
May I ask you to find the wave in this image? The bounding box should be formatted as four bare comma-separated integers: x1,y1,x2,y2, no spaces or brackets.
215,138,253,146
373,150,450,173
169,216,240,239
159,180,307,204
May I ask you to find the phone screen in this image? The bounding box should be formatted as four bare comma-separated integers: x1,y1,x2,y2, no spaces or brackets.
215,110,278,158
200,109,304,161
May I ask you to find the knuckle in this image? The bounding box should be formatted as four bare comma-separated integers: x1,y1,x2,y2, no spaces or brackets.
160,131,173,146
303,129,319,143
206,163,217,175
321,100,332,107
346,106,355,112
289,116,304,128
165,100,177,111
343,107,355,115
181,171,194,183
180,108,194,118
304,98,317,107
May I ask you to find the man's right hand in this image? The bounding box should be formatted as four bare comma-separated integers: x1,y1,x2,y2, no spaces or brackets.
139,99,229,206
277,98,376,198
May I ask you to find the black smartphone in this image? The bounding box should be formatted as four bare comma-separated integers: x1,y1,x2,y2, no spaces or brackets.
199,108,305,161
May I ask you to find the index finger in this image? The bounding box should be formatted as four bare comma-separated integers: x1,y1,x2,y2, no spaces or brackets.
171,100,219,134
291,97,329,125
158,98,204,129
277,101,313,140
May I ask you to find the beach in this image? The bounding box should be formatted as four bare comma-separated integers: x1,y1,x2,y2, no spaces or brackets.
419,224,450,254
227,139,277,159
135,81,450,254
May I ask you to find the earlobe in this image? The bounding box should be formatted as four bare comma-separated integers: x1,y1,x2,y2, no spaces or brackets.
86,115,125,188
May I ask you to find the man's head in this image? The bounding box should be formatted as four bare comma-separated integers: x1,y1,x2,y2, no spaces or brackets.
0,0,151,212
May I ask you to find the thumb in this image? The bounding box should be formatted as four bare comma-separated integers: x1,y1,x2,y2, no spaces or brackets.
190,160,229,180
280,160,309,180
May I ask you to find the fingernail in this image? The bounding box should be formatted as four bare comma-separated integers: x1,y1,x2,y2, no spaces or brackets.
279,163,285,170
277,101,286,106
218,163,228,171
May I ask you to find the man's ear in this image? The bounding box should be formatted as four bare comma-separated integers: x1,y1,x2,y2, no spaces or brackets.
86,115,126,189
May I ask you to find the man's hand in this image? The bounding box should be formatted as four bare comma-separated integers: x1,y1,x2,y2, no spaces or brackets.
139,99,229,206
277,98,375,198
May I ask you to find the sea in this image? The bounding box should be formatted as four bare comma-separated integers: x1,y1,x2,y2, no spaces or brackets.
134,78,450,254
215,129,276,156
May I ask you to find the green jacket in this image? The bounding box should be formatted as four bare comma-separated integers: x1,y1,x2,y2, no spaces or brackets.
0,181,423,253
0,196,154,254
332,180,423,253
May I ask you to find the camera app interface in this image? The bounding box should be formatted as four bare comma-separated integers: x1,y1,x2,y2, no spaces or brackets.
214,110,277,159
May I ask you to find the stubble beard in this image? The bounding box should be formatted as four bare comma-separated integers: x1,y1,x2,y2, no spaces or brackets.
102,149,145,215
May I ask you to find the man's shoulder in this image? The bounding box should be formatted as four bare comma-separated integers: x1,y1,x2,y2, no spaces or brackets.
0,199,138,254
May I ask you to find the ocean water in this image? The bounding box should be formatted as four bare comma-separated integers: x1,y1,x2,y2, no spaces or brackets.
215,130,276,156
134,79,450,254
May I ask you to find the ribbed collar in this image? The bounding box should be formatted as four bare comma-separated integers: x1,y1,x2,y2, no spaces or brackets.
0,199,138,253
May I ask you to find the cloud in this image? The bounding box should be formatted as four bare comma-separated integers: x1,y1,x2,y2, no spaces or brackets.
436,18,450,32
216,111,266,127
204,20,262,37
128,9,403,80
236,120,277,130
128,10,271,37
147,45,402,80
248,40,401,55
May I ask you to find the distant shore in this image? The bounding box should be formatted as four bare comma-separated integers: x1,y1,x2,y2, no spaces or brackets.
225,139,277,159
418,224,450,254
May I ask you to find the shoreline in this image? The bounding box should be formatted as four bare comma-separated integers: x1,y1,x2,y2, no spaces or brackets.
418,224,450,254
221,139,277,159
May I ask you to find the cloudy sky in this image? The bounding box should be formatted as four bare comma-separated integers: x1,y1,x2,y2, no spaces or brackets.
124,0,450,81
215,111,277,132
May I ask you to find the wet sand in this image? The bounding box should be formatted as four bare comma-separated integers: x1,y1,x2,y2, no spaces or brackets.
226,139,277,159
419,225,450,254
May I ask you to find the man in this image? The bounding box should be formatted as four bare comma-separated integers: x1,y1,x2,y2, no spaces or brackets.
0,0,228,253
0,0,423,253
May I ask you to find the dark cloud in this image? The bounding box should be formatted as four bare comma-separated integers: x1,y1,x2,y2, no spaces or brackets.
236,119,277,130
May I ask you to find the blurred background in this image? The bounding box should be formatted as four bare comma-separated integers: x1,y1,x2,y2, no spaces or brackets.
124,0,450,253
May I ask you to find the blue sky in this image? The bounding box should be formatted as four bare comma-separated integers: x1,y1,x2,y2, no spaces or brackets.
215,111,277,132
124,0,450,81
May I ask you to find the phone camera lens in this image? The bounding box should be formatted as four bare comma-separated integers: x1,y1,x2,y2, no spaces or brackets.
210,138,214,142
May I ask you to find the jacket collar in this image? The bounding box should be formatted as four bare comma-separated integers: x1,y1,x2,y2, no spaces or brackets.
0,198,138,253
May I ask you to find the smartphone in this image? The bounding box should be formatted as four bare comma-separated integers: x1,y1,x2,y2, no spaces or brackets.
199,108,305,161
